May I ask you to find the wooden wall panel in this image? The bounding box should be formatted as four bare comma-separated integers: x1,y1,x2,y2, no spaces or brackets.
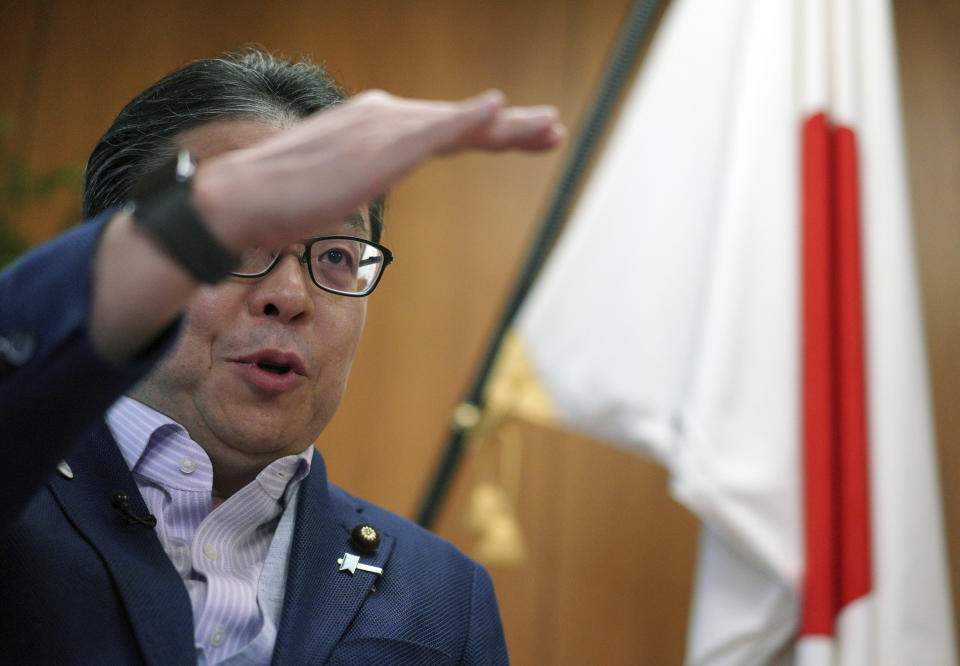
894,0,960,646
2,1,957,663
0,2,44,154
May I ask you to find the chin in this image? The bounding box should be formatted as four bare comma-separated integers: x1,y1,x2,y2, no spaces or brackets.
224,433,306,459
207,393,332,455
224,416,323,457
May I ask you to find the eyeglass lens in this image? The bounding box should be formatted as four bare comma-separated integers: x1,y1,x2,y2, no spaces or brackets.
310,237,382,293
234,238,385,295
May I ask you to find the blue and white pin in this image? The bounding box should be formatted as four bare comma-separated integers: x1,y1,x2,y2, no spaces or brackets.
338,552,383,577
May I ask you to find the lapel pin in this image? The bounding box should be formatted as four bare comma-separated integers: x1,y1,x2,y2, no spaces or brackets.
350,524,381,554
338,552,383,577
56,460,74,480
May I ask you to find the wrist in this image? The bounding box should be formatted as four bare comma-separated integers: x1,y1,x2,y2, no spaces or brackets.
128,150,241,283
189,153,257,253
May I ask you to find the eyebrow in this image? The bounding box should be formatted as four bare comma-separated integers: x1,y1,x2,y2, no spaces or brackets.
344,212,369,235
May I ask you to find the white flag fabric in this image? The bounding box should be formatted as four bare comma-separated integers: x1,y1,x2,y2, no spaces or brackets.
484,0,956,662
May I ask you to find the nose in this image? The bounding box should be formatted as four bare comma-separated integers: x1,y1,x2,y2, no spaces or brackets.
247,254,314,323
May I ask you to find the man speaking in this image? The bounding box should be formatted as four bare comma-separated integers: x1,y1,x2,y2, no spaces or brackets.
0,50,562,664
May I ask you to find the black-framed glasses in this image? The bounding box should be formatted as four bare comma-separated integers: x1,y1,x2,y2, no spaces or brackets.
231,236,394,297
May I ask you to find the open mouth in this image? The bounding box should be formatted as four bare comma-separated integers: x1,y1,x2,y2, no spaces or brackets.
256,361,292,375
232,350,306,391
233,352,306,393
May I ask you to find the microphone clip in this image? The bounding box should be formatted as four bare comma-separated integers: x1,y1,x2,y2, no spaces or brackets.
110,492,157,528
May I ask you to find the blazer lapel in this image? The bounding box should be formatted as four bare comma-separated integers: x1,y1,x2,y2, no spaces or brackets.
48,422,195,666
273,451,395,665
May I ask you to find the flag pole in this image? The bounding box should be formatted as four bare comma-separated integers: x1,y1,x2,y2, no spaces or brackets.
416,0,666,528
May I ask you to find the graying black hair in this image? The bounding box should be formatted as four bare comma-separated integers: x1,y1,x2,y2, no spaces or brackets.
83,49,384,242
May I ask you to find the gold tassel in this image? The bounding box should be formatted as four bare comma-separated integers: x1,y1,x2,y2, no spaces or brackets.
461,416,526,567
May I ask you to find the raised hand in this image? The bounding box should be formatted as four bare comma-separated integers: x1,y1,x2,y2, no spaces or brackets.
192,90,564,250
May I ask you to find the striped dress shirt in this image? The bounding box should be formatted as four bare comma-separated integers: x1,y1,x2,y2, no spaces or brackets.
106,397,313,664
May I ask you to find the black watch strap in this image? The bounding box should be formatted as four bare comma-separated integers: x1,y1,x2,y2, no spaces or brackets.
127,150,241,284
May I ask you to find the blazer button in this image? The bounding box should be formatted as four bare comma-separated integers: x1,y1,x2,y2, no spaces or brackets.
350,524,381,554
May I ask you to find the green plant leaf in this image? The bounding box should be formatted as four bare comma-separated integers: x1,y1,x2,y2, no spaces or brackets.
0,112,83,266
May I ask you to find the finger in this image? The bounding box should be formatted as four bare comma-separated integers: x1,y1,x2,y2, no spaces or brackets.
461,105,565,152
458,89,508,118
416,89,506,154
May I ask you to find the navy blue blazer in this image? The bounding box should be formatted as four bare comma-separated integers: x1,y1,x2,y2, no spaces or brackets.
0,218,508,664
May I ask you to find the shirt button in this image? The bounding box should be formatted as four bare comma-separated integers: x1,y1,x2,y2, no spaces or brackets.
210,626,225,647
179,457,197,474
203,544,218,561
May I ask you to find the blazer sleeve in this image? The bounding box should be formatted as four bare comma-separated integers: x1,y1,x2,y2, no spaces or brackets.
462,563,510,665
0,213,181,527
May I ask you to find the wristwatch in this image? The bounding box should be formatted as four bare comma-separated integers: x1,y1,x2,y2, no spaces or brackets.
126,149,241,283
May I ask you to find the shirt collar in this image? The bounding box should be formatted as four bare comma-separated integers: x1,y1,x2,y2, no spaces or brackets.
257,444,313,503
106,396,313,498
106,396,190,474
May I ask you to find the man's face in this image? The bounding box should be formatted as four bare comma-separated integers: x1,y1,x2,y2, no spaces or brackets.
130,118,368,464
